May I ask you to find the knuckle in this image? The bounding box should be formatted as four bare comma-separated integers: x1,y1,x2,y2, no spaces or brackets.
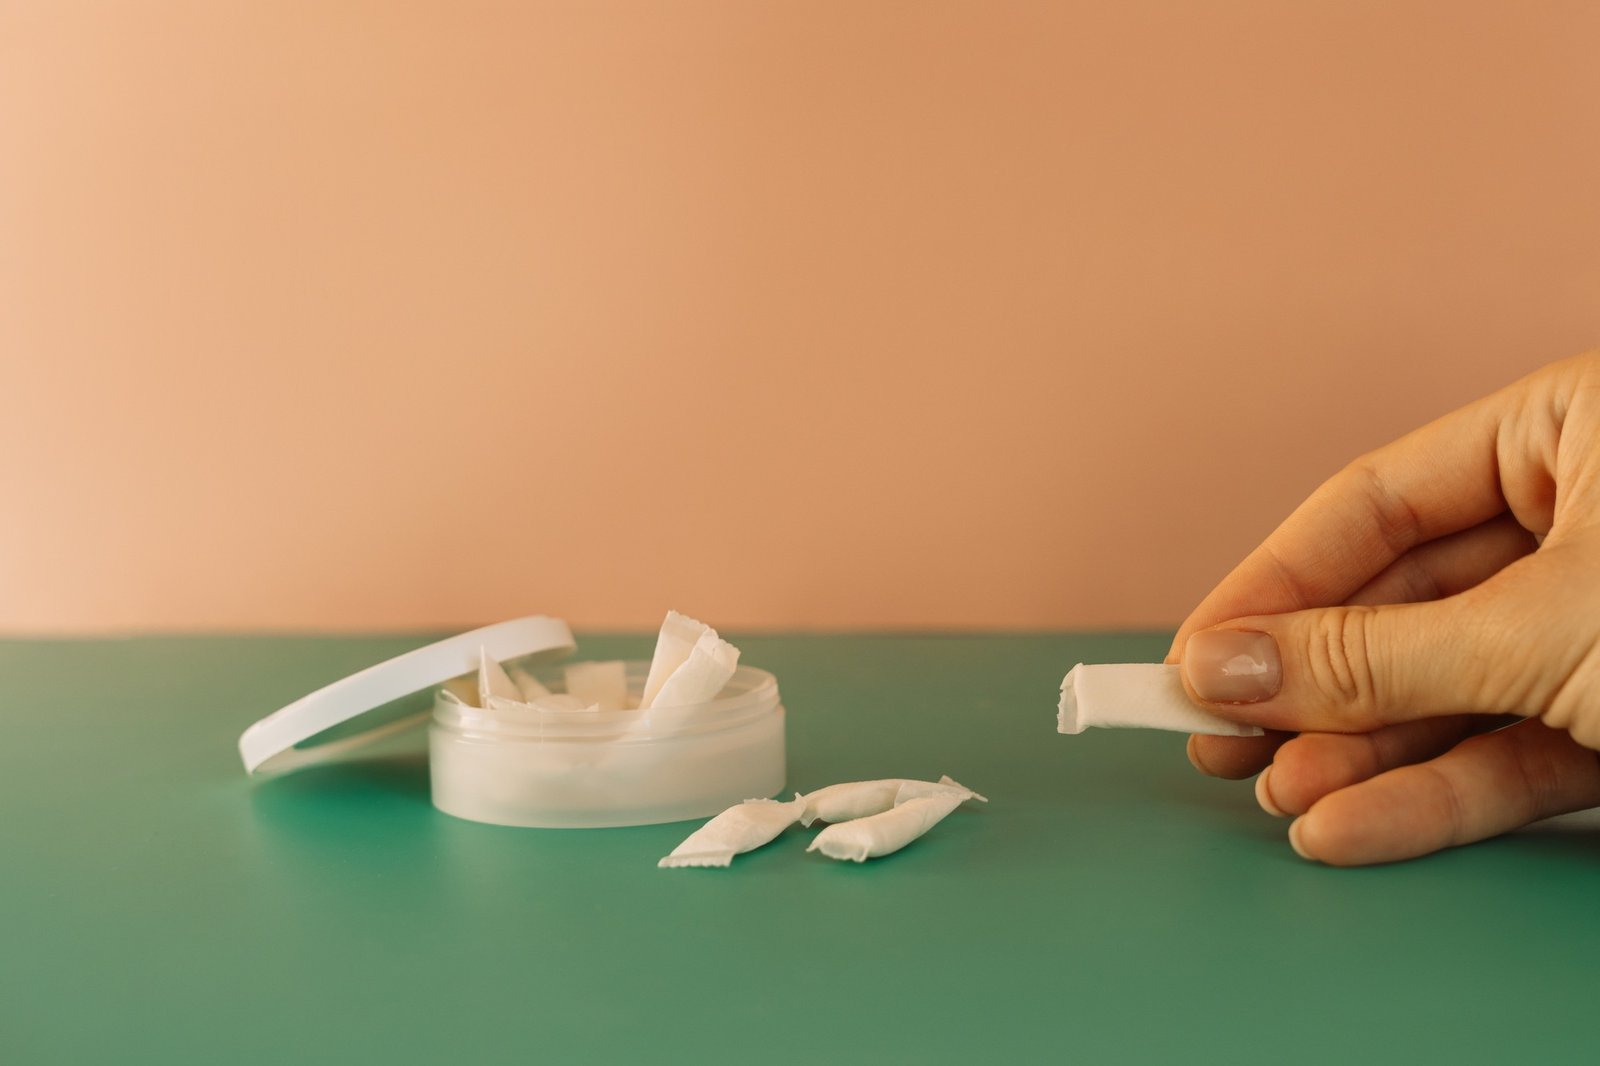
1449,593,1525,709
1301,607,1379,716
1348,457,1424,558
1540,640,1600,738
1416,762,1471,847
1257,540,1316,612
1387,554,1441,606
1503,731,1562,823
1459,567,1600,723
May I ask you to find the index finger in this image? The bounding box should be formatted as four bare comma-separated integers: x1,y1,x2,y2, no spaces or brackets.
1165,359,1567,661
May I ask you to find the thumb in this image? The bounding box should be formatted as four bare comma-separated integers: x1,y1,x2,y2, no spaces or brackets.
1178,600,1500,733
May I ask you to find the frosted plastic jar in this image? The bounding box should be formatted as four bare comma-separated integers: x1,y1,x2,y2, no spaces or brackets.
429,661,785,828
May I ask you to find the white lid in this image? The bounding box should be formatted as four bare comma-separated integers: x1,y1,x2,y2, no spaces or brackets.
238,615,575,776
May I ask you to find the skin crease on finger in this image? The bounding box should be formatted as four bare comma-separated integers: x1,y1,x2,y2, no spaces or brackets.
1167,354,1600,861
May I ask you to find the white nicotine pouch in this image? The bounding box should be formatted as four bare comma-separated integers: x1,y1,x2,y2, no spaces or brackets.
799,776,986,827
479,648,525,707
658,795,806,869
506,664,550,701
807,789,976,863
564,660,628,712
646,631,740,709
526,694,596,713
480,652,597,715
639,610,714,709
1058,663,1263,737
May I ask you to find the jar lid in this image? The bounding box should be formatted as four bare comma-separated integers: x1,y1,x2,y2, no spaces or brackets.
237,615,575,776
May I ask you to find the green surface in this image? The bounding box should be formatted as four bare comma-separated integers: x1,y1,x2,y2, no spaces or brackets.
3,631,1597,1065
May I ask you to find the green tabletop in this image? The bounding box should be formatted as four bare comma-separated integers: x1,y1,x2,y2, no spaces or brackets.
3,632,1595,1064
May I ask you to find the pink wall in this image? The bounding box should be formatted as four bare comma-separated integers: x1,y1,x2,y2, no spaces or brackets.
3,2,1598,634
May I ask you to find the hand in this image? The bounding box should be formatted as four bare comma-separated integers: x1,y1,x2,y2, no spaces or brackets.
1169,352,1600,865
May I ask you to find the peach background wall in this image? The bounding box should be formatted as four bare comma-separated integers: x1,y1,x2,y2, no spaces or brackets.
3,1,1598,634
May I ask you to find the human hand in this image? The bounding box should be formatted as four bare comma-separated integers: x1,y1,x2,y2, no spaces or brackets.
1169,353,1600,865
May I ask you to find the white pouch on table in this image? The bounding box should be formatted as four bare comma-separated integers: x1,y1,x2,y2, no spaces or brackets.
807,790,975,863
658,795,806,869
799,775,985,827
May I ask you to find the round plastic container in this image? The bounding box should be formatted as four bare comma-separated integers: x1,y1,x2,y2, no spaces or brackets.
238,617,787,830
429,661,785,828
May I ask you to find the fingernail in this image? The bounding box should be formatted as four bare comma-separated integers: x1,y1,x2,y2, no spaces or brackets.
1184,630,1282,703
1255,766,1287,817
1287,817,1314,861
1185,734,1204,773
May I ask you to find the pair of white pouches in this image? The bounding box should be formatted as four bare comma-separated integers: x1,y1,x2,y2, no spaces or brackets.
476,610,739,715
659,776,987,868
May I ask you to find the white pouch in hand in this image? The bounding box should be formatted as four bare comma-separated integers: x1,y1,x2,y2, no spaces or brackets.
1059,663,1263,737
